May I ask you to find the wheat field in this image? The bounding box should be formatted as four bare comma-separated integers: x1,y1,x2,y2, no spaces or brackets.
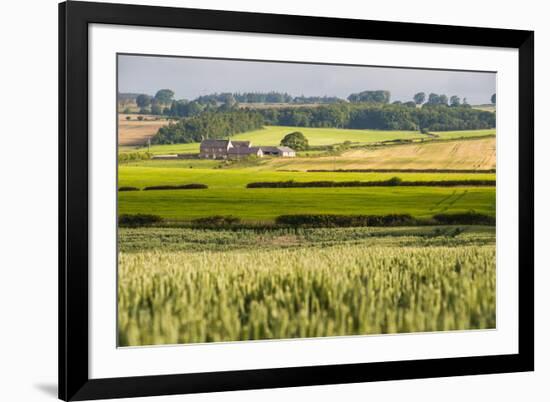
118,240,495,346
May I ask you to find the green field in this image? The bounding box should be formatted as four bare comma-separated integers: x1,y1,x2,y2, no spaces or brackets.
119,186,494,221
119,166,496,189
118,227,495,346
122,126,495,155
118,157,496,222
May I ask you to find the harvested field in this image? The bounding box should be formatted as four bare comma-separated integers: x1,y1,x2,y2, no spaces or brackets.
118,114,170,146
262,137,496,171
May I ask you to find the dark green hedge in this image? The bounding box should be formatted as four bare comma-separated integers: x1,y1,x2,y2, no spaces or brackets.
247,179,495,188
143,183,208,191
118,214,163,227
275,212,495,227
433,211,496,225
191,216,241,227
275,214,418,227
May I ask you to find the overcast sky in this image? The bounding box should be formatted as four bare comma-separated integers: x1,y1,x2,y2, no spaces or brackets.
118,54,496,105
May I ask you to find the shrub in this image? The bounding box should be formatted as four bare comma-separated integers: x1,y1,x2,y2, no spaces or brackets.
433,211,495,225
143,183,208,191
387,177,402,186
118,214,163,227
125,116,131,120
192,216,241,227
118,186,139,191
137,115,144,121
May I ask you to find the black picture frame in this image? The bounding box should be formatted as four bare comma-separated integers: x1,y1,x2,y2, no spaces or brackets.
59,1,534,400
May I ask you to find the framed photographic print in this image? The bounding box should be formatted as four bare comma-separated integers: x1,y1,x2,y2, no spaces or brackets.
59,1,534,400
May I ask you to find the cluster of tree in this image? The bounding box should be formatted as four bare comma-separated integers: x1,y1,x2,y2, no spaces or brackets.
234,92,293,103
152,110,264,144
411,92,471,107
124,90,350,116
135,89,175,114
391,100,418,108
193,92,238,106
347,90,391,104
192,92,294,105
257,103,495,131
193,92,345,104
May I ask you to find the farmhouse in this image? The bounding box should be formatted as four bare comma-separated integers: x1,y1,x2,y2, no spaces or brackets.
199,139,232,159
199,139,295,159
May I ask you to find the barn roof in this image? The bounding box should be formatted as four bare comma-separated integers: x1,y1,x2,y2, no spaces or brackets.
277,146,295,152
228,146,262,155
231,141,251,148
259,146,280,153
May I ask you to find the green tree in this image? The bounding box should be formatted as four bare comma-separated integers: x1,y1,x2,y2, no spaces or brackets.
347,90,391,104
413,92,426,105
491,93,496,104
280,131,309,151
427,93,440,105
450,95,461,107
136,94,152,108
154,89,175,104
151,103,162,115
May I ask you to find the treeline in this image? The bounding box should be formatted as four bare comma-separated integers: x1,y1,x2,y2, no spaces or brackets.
257,103,495,131
246,179,496,188
118,211,495,228
194,92,346,105
121,90,348,117
152,103,495,144
152,110,264,144
122,88,495,115
275,212,495,227
163,93,346,118
196,92,295,104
